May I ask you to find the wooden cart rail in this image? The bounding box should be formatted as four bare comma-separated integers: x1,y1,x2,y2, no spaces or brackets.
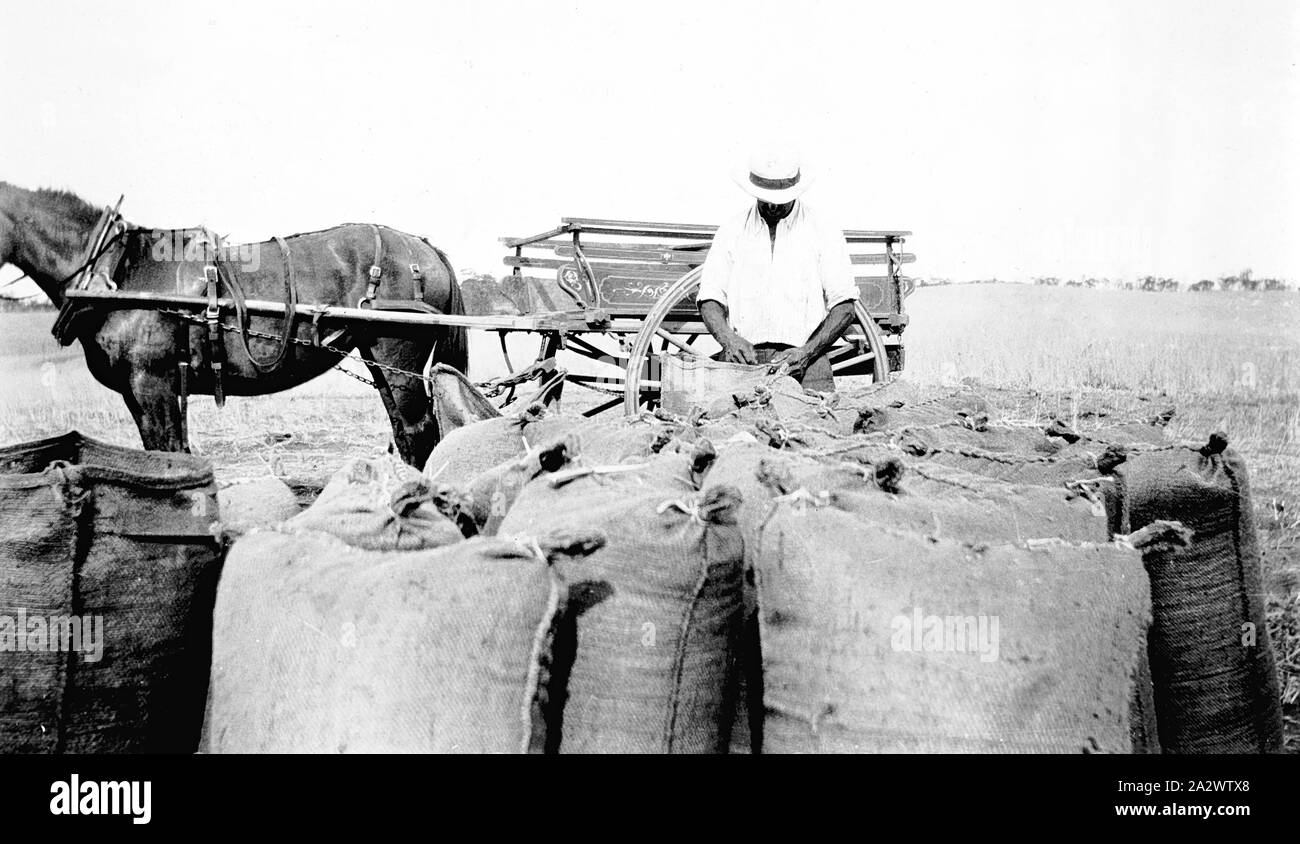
500,217,913,330
503,217,912,246
499,217,914,380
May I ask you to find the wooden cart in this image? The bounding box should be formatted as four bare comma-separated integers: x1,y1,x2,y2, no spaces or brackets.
496,217,913,414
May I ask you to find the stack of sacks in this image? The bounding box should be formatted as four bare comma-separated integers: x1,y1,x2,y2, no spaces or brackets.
0,432,223,753
1044,418,1171,449
529,414,680,467
497,449,746,753
1112,434,1285,754
423,401,684,497
423,404,558,486
843,385,994,437
449,415,697,538
207,454,605,753
460,435,580,536
811,429,1128,488
706,443,1115,550
289,455,466,550
705,442,1152,753
748,505,1154,752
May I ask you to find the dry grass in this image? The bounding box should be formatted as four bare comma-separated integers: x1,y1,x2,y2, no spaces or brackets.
2,285,1298,749
903,284,1300,750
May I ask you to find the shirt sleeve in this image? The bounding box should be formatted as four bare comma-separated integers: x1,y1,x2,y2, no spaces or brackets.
819,221,860,309
696,224,732,309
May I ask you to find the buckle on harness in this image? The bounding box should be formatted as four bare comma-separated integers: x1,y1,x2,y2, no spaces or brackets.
203,265,221,320
410,263,425,300
369,265,383,280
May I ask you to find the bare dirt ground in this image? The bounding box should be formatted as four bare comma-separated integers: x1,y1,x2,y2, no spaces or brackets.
2,283,1297,750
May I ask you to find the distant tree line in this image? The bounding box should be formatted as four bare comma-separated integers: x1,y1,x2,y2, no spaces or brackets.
0,293,55,311
910,270,1293,292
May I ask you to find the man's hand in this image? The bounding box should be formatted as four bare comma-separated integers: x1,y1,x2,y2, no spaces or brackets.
768,345,814,380
719,332,758,365
698,299,757,364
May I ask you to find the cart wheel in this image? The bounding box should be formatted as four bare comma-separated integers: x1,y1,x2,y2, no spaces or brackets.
623,269,889,414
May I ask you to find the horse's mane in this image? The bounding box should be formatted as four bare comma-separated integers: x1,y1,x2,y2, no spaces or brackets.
1,182,104,224
0,182,107,259
32,186,104,227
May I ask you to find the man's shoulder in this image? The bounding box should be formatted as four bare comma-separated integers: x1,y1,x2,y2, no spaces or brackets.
716,205,758,235
792,200,840,231
705,206,757,255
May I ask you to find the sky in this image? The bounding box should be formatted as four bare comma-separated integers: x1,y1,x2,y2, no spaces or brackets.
1,0,1296,292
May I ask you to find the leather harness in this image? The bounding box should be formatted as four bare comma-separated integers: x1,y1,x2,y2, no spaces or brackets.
195,234,300,407
50,197,128,344
51,203,436,443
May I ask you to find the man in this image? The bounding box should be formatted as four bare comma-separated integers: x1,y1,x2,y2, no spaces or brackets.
697,149,860,393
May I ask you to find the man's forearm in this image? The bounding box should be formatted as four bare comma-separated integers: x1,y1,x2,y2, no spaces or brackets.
699,299,757,364
801,301,856,359
699,299,735,342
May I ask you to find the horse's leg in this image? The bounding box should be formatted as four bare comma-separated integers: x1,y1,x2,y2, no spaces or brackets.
123,369,187,453
363,336,440,469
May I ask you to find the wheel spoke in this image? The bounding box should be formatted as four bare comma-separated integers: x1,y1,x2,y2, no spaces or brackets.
828,343,862,362
655,328,700,356
582,397,623,417
832,351,876,373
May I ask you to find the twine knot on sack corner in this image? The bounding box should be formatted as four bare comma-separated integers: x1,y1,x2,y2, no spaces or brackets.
771,486,831,511
1080,444,1128,475
755,419,795,449
512,401,549,428
657,486,741,526
891,430,931,457
734,383,774,410
512,534,549,564
1115,520,1193,554
812,392,841,420
387,479,436,518
689,438,718,478
46,460,90,515
1064,477,1109,512
871,456,906,494
430,482,474,524
509,529,608,563
1199,431,1229,457
529,434,578,475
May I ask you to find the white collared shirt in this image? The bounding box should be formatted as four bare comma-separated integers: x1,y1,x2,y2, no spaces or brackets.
697,201,860,346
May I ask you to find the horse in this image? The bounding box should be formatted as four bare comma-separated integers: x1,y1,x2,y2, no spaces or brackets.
0,181,469,469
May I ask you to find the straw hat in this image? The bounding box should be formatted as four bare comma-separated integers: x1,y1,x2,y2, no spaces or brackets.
732,148,815,203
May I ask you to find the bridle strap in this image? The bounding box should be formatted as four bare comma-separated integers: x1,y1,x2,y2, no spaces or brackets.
360,225,384,307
